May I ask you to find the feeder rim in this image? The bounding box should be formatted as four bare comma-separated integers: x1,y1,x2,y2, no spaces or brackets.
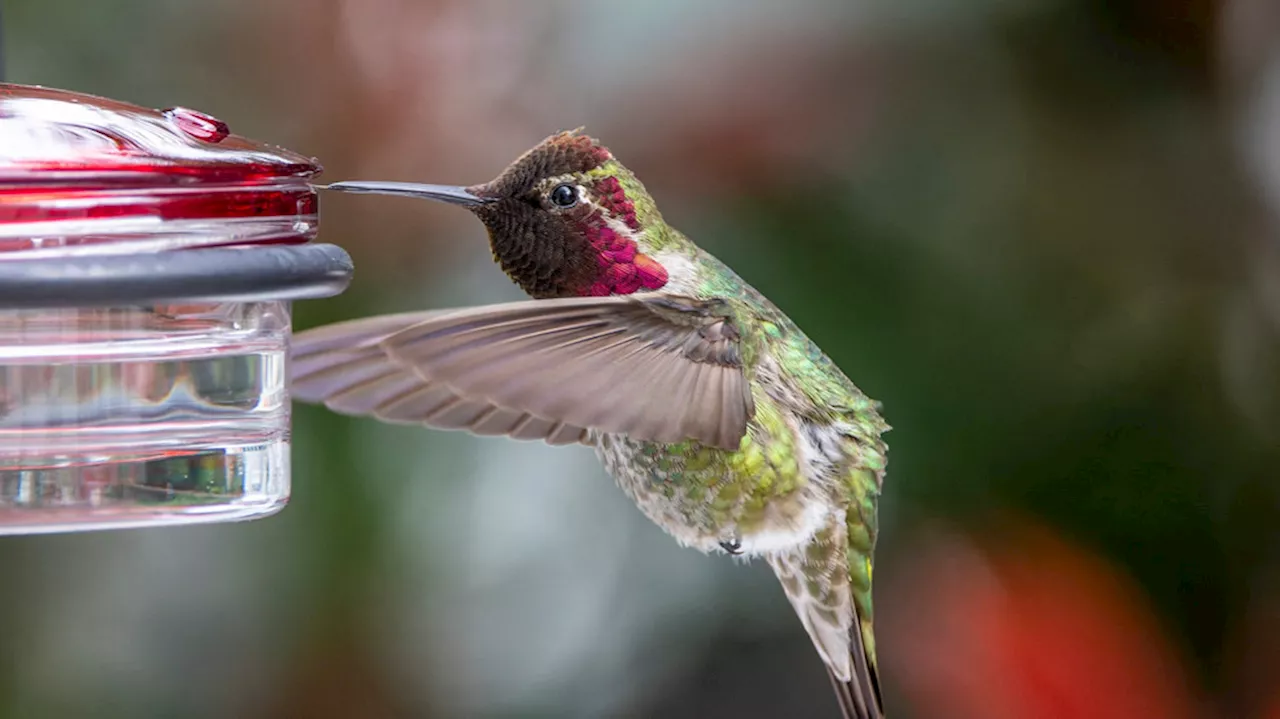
0,243,353,308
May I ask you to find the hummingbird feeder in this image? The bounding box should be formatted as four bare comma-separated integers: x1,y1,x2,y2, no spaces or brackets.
0,83,352,535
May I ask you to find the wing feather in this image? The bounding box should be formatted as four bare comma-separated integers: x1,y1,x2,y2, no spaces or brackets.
290,294,752,449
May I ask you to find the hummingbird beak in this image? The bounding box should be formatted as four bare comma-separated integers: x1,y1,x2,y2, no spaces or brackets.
317,181,494,208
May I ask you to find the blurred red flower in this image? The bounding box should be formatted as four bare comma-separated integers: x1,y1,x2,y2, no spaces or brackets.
880,519,1203,719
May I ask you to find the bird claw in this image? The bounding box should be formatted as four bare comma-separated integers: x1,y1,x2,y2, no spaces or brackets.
719,539,743,555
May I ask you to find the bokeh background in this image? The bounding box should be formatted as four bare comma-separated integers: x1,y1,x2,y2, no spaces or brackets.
4,0,1280,717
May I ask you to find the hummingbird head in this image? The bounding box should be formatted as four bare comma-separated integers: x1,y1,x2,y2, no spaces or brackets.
325,130,674,299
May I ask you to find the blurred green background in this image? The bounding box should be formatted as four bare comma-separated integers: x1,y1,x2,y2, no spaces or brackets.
4,1,1280,717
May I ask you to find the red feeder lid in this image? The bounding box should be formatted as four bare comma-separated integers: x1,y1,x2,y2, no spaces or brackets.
0,84,322,256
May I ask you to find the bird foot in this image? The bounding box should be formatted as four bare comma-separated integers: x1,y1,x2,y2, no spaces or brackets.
719,539,743,555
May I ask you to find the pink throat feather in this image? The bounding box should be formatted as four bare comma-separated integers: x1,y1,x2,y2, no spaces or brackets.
576,177,668,296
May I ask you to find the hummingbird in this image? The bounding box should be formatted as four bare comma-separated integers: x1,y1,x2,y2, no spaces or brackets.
290,130,889,718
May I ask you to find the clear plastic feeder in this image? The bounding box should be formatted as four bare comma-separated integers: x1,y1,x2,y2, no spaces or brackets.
0,84,352,534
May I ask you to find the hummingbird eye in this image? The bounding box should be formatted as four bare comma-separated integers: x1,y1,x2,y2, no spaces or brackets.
549,183,578,208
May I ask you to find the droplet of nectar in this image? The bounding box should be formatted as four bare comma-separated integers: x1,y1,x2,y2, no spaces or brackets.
163,106,230,143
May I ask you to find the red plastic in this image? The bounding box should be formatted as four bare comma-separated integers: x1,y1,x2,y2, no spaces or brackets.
0,84,322,255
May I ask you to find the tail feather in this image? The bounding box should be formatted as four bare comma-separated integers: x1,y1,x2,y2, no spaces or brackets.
827,669,883,719
827,667,862,719
826,614,884,719
765,509,885,718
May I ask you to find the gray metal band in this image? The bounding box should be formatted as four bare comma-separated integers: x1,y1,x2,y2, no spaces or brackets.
0,243,354,308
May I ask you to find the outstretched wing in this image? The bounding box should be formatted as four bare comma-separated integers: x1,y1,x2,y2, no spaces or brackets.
767,506,883,719
290,294,755,450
